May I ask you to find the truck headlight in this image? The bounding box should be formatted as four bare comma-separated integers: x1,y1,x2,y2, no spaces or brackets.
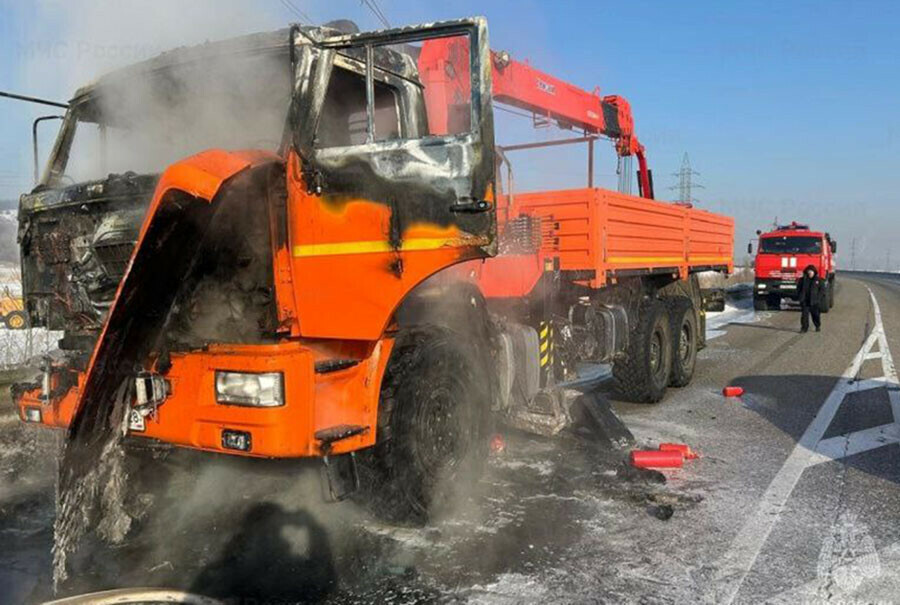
758,283,766,289
23,406,42,423
215,371,284,407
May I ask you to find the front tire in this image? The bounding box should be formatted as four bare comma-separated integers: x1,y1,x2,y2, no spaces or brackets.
357,326,492,525
666,298,698,388
820,281,832,313
754,296,769,311
613,300,672,403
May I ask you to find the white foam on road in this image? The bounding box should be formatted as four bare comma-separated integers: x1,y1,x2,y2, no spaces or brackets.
706,295,764,341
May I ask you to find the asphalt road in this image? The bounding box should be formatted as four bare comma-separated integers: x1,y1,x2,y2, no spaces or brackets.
2,274,900,604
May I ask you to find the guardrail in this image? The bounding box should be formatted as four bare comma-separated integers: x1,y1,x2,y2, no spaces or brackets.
838,270,900,282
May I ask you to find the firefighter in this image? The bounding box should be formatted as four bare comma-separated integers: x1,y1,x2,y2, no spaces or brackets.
796,264,823,333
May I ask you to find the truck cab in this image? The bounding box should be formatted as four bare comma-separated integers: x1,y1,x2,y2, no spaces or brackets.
750,222,836,311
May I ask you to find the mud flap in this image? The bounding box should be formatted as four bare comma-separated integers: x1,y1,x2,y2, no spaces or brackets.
321,453,360,502
567,392,634,448
503,388,634,450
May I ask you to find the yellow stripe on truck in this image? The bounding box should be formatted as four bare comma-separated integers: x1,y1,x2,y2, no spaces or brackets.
607,256,684,264
607,255,731,264
293,236,489,258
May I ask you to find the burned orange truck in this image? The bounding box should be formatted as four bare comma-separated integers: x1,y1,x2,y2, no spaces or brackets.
14,18,732,520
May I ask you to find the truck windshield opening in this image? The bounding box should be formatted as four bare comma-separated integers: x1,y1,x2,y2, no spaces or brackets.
48,48,291,186
759,236,822,254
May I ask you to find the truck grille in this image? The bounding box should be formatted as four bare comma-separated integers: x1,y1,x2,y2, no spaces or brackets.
93,239,135,279
499,216,542,254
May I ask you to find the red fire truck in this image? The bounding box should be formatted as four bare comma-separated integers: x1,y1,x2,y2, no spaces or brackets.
750,222,836,311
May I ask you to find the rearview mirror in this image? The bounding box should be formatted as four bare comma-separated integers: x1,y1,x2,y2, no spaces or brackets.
747,242,753,255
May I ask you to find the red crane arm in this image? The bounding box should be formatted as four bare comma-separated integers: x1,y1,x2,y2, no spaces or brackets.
417,38,654,199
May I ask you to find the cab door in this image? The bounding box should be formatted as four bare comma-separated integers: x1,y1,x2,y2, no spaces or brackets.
286,18,496,339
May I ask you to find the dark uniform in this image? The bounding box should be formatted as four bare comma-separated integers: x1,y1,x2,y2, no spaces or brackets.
796,264,823,332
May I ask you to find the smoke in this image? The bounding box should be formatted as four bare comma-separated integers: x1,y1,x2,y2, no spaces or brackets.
19,0,284,97
19,1,290,184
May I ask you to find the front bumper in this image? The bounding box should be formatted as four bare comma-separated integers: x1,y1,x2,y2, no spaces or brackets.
15,339,393,459
754,277,799,299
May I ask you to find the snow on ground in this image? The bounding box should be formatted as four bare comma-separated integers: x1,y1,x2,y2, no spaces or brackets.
0,328,62,369
0,262,61,369
706,293,762,341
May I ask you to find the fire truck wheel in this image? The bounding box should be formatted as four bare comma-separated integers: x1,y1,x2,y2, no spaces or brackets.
357,326,492,525
666,298,698,388
4,311,27,330
613,299,672,403
820,282,832,313
753,296,768,311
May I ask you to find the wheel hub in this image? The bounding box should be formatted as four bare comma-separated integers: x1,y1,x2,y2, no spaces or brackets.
679,324,691,362
415,385,466,473
650,331,662,374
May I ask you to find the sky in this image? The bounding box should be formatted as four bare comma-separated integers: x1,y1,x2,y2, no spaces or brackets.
1,0,898,268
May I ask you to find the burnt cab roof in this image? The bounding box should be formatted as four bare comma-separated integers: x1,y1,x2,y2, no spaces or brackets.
69,28,296,105
67,20,425,109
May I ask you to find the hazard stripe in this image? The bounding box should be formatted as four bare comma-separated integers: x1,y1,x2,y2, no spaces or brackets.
292,236,488,258
539,324,549,339
540,353,549,366
540,340,549,353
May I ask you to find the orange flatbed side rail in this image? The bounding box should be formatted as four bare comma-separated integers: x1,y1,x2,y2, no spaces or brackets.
512,187,733,287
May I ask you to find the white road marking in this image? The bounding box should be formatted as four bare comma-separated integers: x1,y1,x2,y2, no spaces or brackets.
715,286,899,603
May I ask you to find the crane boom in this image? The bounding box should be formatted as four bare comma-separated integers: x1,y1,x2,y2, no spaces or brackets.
418,38,654,199
490,51,653,199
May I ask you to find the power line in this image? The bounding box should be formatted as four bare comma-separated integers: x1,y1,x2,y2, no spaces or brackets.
361,0,391,28
493,104,536,120
279,0,313,24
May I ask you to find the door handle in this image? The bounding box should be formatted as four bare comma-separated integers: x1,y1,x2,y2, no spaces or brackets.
450,197,492,214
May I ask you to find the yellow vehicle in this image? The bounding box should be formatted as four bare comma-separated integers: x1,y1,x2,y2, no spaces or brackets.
0,288,26,329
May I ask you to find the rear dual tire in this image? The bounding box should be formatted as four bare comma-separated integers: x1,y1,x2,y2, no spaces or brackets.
614,300,673,403
666,298,698,388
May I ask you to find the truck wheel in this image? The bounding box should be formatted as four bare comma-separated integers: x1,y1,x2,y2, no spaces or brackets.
820,282,832,313
666,298,698,387
4,311,27,330
357,326,492,525
753,296,769,311
613,300,672,403
766,294,781,310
